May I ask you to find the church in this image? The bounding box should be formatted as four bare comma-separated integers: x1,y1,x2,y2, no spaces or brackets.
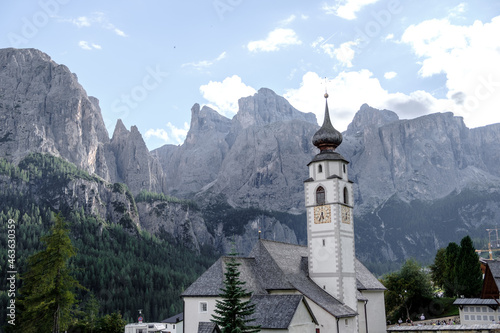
181,94,387,333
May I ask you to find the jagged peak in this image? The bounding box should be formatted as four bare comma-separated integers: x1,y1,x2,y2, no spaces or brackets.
346,104,399,134
111,119,129,140
234,87,317,129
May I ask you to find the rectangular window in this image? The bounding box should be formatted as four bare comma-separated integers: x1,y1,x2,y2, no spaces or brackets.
344,318,349,326
465,315,469,320
490,307,494,312
464,307,469,312
476,306,481,312
200,301,208,313
483,306,488,312
484,315,488,320
470,315,475,320
490,316,494,321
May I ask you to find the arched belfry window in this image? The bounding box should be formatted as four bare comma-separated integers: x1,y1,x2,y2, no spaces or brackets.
343,187,348,205
316,187,325,205
318,164,323,173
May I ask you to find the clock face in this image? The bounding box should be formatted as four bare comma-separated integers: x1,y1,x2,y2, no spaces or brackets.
314,205,331,224
341,205,351,224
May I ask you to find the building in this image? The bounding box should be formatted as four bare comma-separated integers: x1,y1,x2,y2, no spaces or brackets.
124,322,168,333
454,260,500,325
162,313,184,333
182,94,386,332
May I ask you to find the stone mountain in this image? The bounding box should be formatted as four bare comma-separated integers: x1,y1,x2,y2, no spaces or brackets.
2,47,500,269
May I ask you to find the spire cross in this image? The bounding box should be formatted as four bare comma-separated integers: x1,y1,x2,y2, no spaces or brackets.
322,77,329,99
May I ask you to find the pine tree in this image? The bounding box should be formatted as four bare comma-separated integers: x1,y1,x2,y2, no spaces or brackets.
443,242,460,297
455,235,483,297
18,213,82,333
430,248,447,291
211,252,260,333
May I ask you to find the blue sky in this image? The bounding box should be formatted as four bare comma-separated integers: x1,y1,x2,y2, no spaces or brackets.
1,0,500,150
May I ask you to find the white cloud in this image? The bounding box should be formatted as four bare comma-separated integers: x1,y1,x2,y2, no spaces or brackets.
333,40,359,67
247,28,302,52
200,75,257,117
384,71,397,79
449,3,466,18
65,12,127,37
323,0,380,20
145,122,189,145
145,128,170,142
72,16,91,27
284,71,451,131
384,33,394,41
182,52,226,70
78,41,101,50
312,37,359,67
401,15,500,128
279,15,296,26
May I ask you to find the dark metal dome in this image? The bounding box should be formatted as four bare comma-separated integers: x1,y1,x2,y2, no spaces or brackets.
312,94,342,152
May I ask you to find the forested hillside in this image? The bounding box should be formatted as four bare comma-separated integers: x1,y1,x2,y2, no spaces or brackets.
0,154,217,328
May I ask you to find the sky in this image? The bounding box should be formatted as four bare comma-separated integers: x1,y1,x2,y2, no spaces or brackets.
1,0,500,150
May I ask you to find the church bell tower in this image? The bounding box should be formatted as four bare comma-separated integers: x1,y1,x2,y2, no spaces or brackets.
304,93,357,311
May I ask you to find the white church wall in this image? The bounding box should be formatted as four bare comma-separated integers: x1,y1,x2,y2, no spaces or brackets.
304,296,357,333
361,290,387,333
288,301,317,333
183,297,218,333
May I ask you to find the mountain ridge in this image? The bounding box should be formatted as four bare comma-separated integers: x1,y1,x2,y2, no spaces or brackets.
2,47,500,266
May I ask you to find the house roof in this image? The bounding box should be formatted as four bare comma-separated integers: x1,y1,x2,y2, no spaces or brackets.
161,312,183,323
453,298,500,306
183,239,382,318
487,260,500,290
249,294,317,329
197,322,220,333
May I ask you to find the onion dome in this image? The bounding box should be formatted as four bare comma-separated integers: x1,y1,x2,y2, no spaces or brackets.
312,93,343,152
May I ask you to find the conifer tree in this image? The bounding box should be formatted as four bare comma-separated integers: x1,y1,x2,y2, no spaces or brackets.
18,213,81,333
455,235,482,297
211,251,260,333
430,248,447,290
444,242,460,297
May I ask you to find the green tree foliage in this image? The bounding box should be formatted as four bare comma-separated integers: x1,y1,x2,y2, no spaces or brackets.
455,236,482,297
95,312,126,333
212,252,260,333
432,237,482,298
444,242,460,297
430,248,447,291
17,213,82,333
381,258,433,322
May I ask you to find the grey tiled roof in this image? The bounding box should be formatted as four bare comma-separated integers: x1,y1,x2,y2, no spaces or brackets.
355,260,386,290
197,322,220,333
182,256,266,297
161,312,183,323
487,260,500,290
453,298,500,305
248,294,317,329
184,239,381,318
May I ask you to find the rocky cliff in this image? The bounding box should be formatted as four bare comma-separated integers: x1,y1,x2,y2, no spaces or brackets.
0,48,166,195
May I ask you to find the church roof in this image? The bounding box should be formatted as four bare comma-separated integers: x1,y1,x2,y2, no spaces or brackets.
183,239,382,318
355,260,386,291
249,294,317,329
